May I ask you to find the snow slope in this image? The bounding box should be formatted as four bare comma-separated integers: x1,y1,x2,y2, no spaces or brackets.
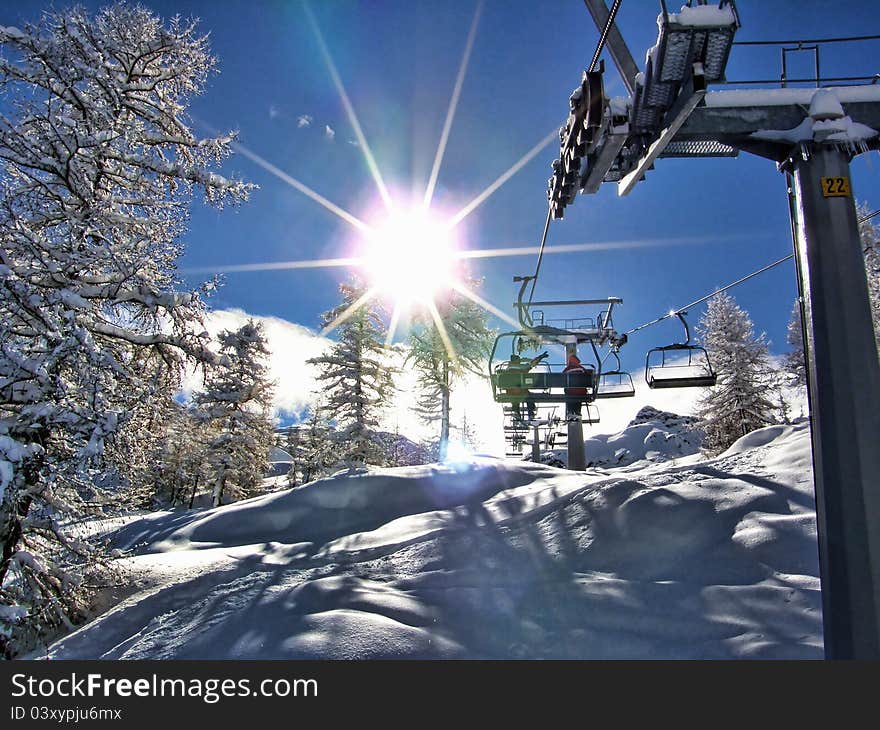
44,422,821,659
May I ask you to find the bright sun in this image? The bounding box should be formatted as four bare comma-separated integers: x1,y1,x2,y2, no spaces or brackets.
362,208,460,307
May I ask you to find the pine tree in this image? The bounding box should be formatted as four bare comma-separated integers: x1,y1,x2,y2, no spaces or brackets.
781,202,877,396
153,403,209,508
0,4,251,654
195,322,276,507
301,400,334,482
282,427,304,488
307,280,395,467
858,202,880,358
459,412,481,452
783,300,808,387
696,292,778,455
407,280,495,460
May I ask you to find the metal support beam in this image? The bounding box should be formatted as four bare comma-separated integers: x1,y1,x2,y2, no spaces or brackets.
790,145,880,659
582,0,639,95
581,125,628,193
520,297,623,307
565,343,587,471
532,424,541,463
618,70,706,196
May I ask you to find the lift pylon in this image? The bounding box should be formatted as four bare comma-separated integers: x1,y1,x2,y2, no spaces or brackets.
562,0,880,658
490,278,626,471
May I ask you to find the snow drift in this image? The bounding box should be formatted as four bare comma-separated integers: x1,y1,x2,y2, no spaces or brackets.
44,421,821,659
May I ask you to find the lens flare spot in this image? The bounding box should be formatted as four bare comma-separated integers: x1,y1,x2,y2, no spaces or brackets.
362,208,460,307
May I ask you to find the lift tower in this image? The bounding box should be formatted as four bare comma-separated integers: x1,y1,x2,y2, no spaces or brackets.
565,1,880,659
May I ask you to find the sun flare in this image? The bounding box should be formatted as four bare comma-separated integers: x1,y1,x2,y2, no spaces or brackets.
362,208,460,308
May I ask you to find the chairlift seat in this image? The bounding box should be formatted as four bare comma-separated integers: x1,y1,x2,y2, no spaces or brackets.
493,369,596,402
648,372,717,389
596,371,636,399
645,342,717,389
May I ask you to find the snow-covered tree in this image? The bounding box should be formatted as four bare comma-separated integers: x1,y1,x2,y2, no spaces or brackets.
696,292,777,455
0,4,252,654
781,202,877,398
858,202,880,358
407,280,494,460
153,402,209,508
307,280,395,466
281,427,304,488
280,422,325,488
195,322,275,507
783,300,807,388
299,400,334,483
458,412,481,452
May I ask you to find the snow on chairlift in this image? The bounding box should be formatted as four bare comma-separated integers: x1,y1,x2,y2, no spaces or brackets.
596,350,636,399
645,311,717,389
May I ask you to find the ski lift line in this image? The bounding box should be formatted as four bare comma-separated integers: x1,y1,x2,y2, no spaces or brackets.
733,34,880,46
526,206,554,305
624,253,795,336
596,203,874,338
588,0,624,74
526,0,624,306
523,297,622,307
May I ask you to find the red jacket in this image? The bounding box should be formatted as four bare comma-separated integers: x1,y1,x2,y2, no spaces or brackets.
563,359,589,396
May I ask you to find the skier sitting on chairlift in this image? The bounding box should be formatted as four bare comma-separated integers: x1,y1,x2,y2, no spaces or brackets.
504,351,547,422
562,353,590,397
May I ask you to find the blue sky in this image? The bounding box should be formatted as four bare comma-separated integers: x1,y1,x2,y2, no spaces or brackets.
6,0,880,379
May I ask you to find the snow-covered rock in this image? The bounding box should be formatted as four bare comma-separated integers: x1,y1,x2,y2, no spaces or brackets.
582,406,703,468
43,422,821,659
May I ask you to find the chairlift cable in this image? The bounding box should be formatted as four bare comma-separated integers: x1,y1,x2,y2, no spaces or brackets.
527,0,623,306
527,207,553,304
624,207,877,337
624,253,795,336
588,0,624,74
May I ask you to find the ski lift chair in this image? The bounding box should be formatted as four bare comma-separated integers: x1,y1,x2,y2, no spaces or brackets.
645,312,717,388
505,431,527,457
596,351,636,398
490,334,597,407
581,402,601,424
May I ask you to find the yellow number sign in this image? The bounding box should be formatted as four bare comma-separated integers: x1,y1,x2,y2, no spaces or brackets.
821,177,851,198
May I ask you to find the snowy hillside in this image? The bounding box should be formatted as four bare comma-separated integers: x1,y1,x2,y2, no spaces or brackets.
42,421,821,659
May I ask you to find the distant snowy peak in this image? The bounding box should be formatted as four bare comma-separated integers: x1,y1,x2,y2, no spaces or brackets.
627,405,700,430
584,406,704,469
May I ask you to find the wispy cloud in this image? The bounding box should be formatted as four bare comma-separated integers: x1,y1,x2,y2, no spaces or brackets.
324,124,336,141
269,104,281,120
297,114,313,128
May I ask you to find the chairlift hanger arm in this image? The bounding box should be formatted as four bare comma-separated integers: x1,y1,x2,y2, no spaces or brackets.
530,0,626,305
